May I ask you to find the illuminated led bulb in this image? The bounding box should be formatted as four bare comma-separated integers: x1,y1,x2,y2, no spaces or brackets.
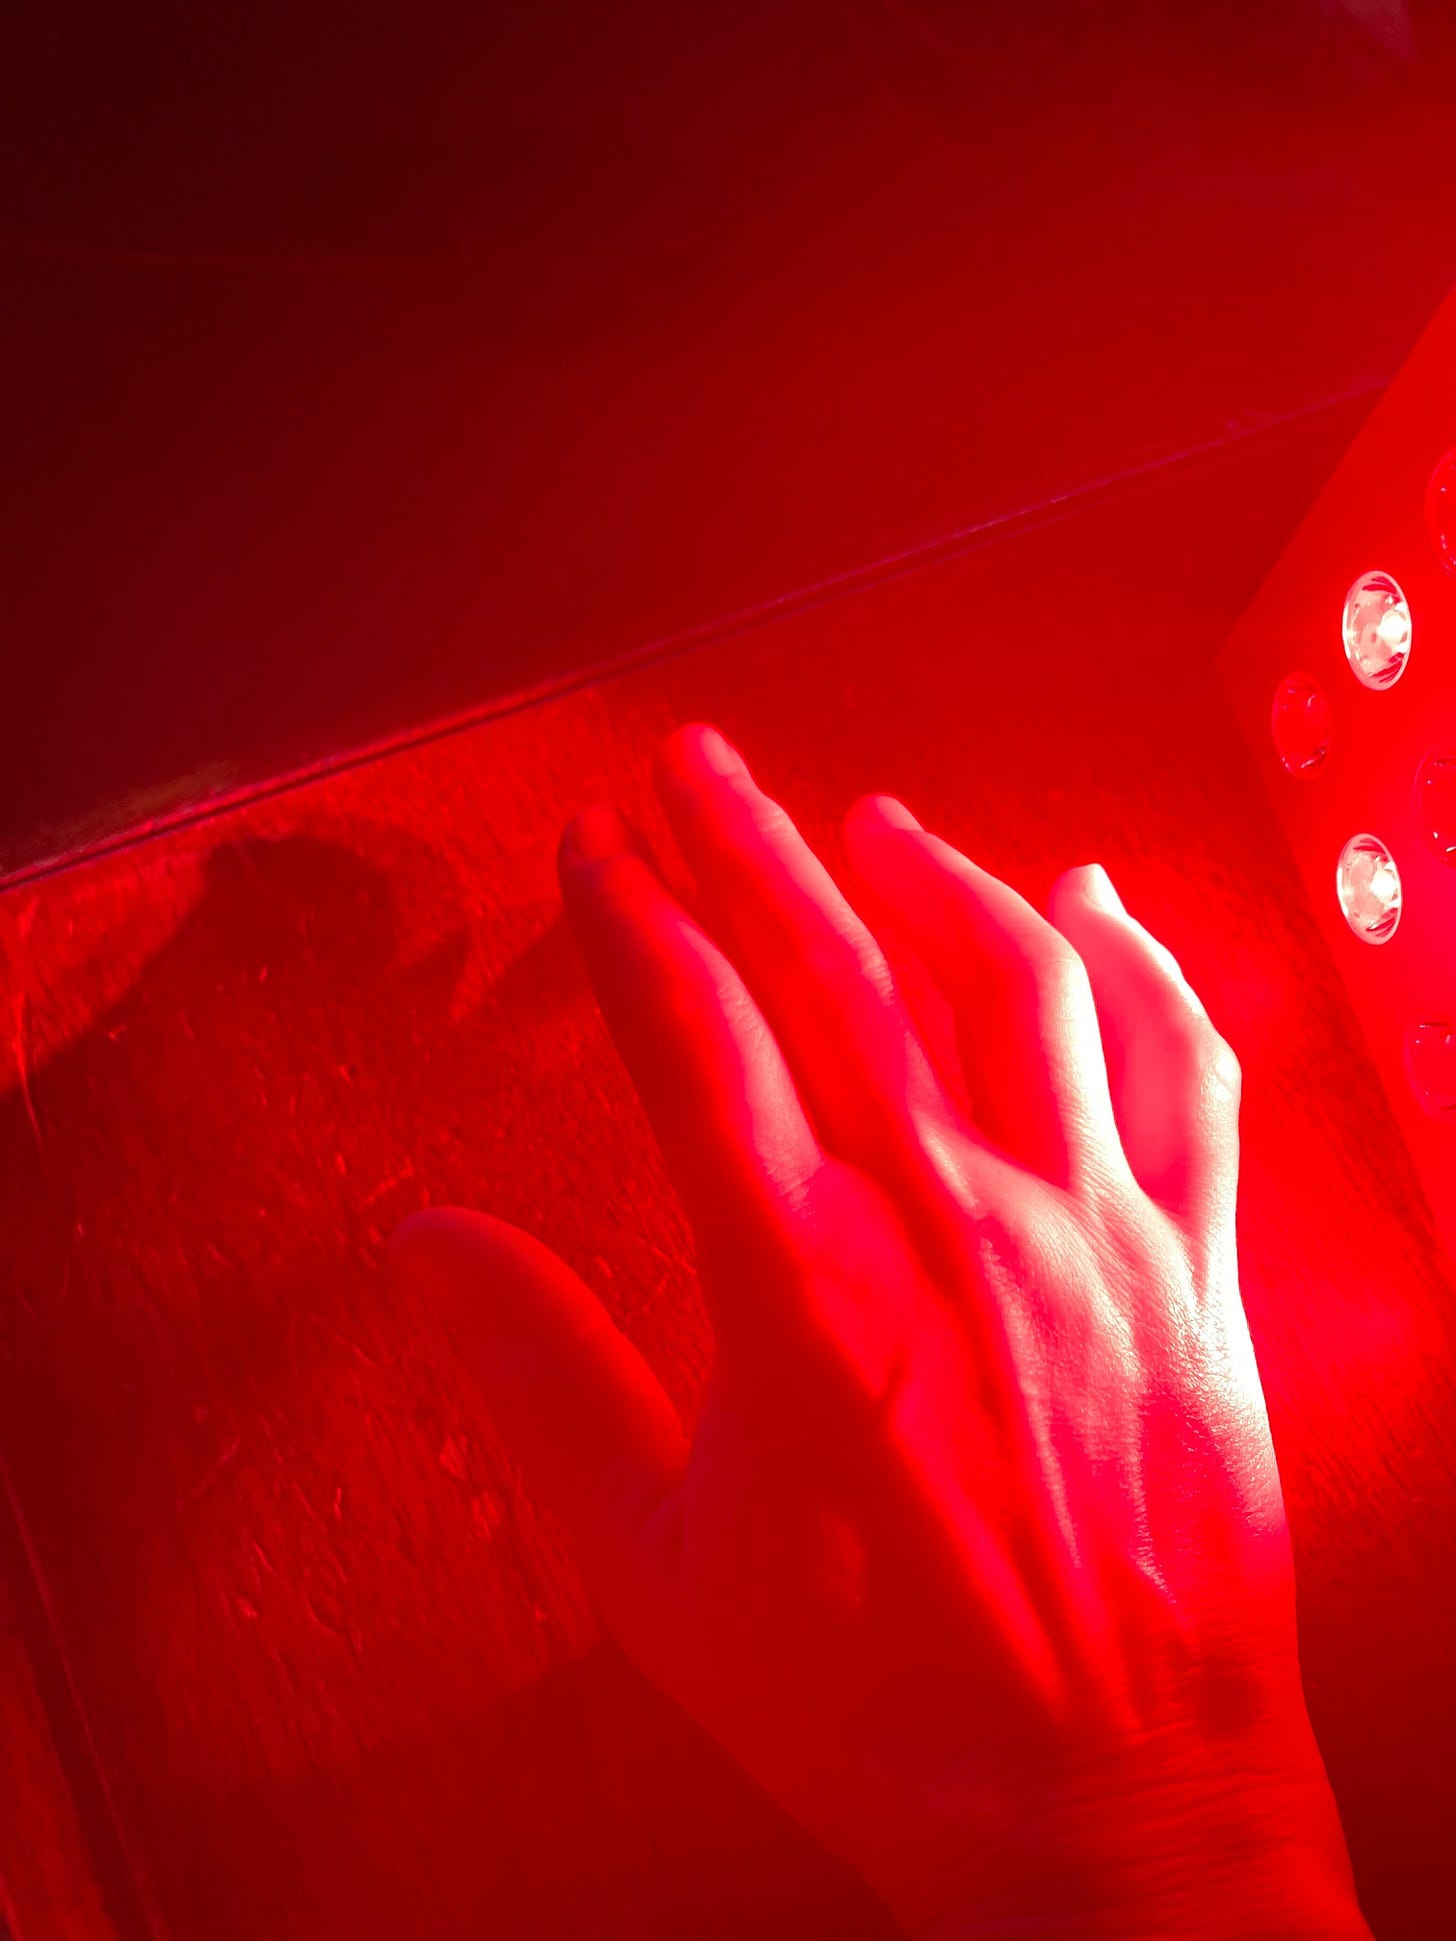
1341,572,1411,689
1415,751,1456,864
1270,672,1331,774
1404,1018,1456,1120
1426,447,1456,575
1335,833,1402,943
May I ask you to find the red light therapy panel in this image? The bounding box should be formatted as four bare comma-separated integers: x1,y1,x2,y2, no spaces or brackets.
1219,283,1456,1272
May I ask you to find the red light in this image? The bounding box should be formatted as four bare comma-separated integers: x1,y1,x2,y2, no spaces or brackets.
1335,832,1402,943
1341,571,1410,690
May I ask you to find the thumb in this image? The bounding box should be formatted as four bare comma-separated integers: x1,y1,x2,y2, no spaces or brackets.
390,1207,689,1618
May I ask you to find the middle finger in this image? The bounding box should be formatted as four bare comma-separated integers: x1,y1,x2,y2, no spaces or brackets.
652,723,962,1184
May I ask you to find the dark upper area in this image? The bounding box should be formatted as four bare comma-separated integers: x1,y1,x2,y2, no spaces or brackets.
5,1,1456,873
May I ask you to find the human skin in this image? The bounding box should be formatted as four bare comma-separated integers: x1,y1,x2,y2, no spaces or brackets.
393,722,1375,1938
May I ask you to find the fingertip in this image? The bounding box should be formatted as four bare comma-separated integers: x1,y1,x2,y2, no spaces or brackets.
388,1203,451,1268
389,1206,599,1377
388,1204,484,1292
870,793,922,830
559,803,630,870
388,1207,476,1340
844,793,923,847
653,721,747,794
1056,862,1125,917
1082,863,1125,914
389,1205,536,1283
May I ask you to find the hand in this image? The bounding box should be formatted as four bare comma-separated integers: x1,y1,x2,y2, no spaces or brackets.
393,723,1372,1939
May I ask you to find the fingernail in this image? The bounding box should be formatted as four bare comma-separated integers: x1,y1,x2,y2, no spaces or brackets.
873,795,922,832
1083,863,1125,913
565,804,628,862
697,726,744,777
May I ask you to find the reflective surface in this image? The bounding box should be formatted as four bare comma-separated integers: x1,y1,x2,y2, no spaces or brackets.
1405,1017,1456,1119
1424,446,1456,574
1415,752,1456,864
1271,670,1332,775
1336,832,1403,943
1341,573,1412,691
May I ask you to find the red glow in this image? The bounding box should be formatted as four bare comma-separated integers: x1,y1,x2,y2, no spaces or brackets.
1219,276,1456,1299
390,722,1374,1940
3,376,1447,1938
1335,832,1403,943
1341,571,1411,690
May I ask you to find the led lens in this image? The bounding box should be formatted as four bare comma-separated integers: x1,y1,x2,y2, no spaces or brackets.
1336,833,1402,943
1404,1018,1456,1120
1425,448,1456,575
1270,672,1331,774
1415,751,1456,864
1341,572,1411,689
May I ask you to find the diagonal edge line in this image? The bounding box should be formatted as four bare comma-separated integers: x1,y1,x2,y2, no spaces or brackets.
0,377,1388,896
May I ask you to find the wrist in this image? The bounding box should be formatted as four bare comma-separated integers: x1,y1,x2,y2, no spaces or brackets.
872,1719,1373,1941
912,1875,1374,1940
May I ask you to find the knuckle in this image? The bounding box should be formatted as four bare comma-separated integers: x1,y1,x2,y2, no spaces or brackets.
1204,1032,1243,1099
1148,935,1189,984
844,924,899,1004
730,791,794,860
793,910,896,1009
655,957,734,1039
1179,1012,1240,1091
978,925,1096,1032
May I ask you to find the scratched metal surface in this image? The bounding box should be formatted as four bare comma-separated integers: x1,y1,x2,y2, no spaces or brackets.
1,415,1453,1939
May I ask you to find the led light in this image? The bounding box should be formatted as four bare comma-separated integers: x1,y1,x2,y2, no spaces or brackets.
1404,1018,1456,1119
1415,751,1456,864
1335,833,1402,943
1341,571,1411,689
1425,447,1456,575
1270,672,1331,774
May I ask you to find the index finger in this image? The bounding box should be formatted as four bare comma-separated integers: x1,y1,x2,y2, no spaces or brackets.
557,802,825,1324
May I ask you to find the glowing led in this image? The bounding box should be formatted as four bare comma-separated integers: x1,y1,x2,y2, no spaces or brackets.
1341,572,1411,689
1270,672,1331,775
1425,447,1456,574
1335,833,1402,943
1415,752,1456,864
1404,1018,1456,1120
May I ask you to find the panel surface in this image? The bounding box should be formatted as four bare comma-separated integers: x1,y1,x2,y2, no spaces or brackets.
1219,285,1456,1278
